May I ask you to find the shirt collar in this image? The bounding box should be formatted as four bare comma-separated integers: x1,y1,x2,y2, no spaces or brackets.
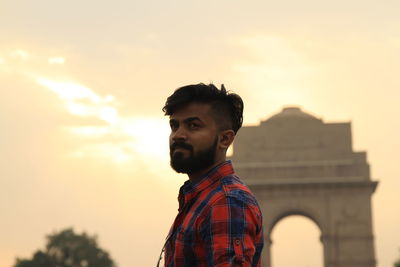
178,160,234,211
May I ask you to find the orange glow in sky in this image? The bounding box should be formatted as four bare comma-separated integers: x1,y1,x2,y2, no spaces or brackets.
1,1,400,267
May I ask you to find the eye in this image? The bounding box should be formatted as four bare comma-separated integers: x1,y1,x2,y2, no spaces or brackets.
188,122,200,130
170,122,178,131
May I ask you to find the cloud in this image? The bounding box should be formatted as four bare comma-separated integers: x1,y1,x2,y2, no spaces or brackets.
10,49,30,60
36,77,171,163
1,48,170,165
37,77,120,123
48,57,65,64
35,76,170,163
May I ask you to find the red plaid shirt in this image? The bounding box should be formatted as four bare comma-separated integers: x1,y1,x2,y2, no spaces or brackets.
163,161,264,267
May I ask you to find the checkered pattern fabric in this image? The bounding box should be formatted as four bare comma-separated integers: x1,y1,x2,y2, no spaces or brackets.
164,161,264,267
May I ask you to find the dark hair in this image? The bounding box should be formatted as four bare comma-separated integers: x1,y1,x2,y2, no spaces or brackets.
162,83,244,133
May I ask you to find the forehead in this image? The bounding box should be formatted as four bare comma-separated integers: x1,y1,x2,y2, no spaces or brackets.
170,102,214,121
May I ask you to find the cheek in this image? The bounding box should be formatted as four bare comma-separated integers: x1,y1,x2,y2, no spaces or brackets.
194,135,217,150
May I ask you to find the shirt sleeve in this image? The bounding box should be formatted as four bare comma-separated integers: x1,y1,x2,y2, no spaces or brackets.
199,193,263,267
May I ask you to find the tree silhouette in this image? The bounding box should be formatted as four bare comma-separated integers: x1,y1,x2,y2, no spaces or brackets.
395,255,400,267
14,228,116,267
395,249,400,267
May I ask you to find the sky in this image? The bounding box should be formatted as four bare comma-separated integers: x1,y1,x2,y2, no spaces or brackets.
0,0,399,266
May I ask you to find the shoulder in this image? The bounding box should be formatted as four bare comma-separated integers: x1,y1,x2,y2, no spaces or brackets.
198,174,263,237
201,174,262,219
221,174,261,208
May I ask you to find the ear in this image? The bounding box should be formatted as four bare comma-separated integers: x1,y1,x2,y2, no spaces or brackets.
218,130,235,150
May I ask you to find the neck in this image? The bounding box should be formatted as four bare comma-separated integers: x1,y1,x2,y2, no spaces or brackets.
188,157,226,184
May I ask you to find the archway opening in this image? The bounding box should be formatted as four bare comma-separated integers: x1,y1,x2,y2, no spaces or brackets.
271,215,323,267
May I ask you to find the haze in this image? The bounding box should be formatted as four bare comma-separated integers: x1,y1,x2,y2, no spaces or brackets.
1,0,399,266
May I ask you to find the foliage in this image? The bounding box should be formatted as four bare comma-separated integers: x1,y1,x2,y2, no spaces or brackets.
395,249,400,267
14,228,116,267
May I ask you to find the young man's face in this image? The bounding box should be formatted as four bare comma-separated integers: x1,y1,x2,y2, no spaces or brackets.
169,102,220,174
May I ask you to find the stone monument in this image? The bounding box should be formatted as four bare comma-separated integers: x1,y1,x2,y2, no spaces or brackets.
229,107,378,267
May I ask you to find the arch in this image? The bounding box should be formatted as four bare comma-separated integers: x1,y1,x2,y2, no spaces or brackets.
268,209,324,236
230,107,378,267
270,214,324,267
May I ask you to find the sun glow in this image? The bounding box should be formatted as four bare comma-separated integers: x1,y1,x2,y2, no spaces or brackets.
36,76,169,163
99,106,119,124
3,50,171,164
48,57,65,64
11,49,30,59
121,118,170,160
66,118,170,163
68,126,111,137
68,143,136,163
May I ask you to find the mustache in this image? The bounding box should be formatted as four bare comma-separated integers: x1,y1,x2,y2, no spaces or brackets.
170,141,193,151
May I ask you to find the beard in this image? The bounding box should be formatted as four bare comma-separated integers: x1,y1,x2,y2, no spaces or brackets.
170,136,218,174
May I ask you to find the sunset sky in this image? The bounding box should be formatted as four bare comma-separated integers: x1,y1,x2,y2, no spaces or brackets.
1,0,399,266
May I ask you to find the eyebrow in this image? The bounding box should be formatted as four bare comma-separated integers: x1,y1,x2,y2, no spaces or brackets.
169,117,203,124
184,117,203,123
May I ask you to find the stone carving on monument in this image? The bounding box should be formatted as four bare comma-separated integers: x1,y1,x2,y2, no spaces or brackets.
229,107,378,267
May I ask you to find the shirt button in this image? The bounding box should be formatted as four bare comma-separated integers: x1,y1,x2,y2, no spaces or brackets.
235,239,240,245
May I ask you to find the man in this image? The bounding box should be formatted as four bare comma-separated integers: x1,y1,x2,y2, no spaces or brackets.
160,83,264,267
